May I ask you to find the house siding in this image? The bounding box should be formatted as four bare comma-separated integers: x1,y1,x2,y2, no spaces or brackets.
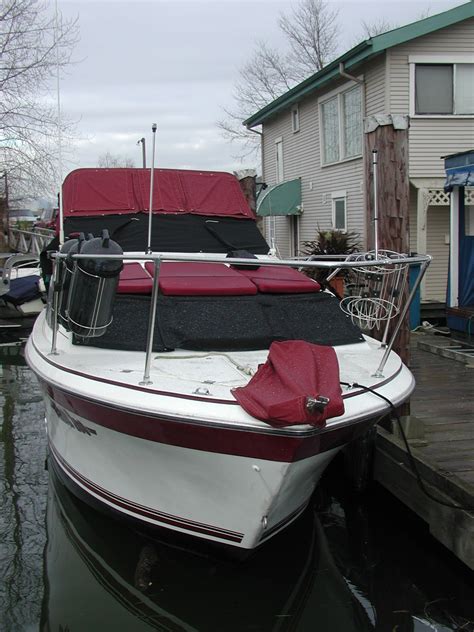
425,206,450,302
388,18,474,178
261,56,389,255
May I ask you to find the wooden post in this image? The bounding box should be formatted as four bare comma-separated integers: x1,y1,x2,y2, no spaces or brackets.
344,116,411,492
364,114,410,365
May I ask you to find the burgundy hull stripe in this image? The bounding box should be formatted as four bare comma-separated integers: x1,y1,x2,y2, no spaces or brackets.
31,338,401,405
42,380,376,462
49,442,244,543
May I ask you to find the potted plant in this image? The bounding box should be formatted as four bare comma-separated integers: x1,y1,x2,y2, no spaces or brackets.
302,228,360,297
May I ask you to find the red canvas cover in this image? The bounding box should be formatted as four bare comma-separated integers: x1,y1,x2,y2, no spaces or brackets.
117,263,153,294
145,262,257,296
236,266,321,293
232,341,344,427
62,168,254,219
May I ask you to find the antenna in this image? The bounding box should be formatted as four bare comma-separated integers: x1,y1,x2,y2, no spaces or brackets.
55,0,64,246
146,124,157,253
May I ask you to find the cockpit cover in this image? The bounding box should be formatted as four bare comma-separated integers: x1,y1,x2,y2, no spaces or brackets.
232,340,344,427
62,168,255,219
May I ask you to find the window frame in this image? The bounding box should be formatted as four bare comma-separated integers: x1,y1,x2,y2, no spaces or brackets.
409,54,474,118
331,190,347,232
291,104,300,133
318,80,364,167
275,137,284,183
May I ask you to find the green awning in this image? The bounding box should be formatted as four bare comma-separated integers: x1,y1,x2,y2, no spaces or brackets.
257,178,302,217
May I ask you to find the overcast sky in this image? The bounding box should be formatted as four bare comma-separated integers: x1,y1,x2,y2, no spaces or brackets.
58,0,465,175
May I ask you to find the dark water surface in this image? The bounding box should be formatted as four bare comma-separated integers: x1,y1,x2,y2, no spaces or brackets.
1,341,473,632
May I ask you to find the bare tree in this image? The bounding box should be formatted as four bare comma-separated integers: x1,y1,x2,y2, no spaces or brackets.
360,17,397,38
97,152,135,168
0,0,78,203
279,0,339,77
218,0,340,158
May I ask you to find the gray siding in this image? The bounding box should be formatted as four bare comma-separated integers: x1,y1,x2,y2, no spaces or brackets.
388,17,474,178
425,206,450,302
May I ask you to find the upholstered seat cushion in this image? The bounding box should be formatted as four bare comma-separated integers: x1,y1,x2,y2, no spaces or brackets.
144,262,258,296
236,266,321,293
117,262,154,294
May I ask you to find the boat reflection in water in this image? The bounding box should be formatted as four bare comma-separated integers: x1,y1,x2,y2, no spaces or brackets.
41,467,373,632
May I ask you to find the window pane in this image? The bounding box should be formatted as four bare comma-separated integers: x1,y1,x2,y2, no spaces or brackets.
415,65,453,114
322,98,339,163
334,199,346,230
455,64,474,114
343,87,362,158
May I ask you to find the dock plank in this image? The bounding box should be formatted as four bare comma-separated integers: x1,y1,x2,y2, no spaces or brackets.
374,333,474,569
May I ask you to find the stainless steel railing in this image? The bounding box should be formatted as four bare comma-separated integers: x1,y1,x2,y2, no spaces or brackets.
48,251,431,380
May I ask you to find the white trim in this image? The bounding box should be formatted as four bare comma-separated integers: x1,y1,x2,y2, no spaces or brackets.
409,54,474,64
384,49,391,112
416,187,429,299
449,188,459,308
409,62,415,119
331,193,347,232
317,77,364,104
321,154,362,169
410,60,474,117
411,114,474,119
275,138,284,183
319,83,364,167
291,105,300,133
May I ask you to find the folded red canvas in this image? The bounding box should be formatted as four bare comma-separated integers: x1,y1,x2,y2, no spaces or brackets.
233,340,344,427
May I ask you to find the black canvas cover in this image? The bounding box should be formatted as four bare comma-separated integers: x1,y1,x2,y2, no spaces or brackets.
74,291,364,352
62,213,269,254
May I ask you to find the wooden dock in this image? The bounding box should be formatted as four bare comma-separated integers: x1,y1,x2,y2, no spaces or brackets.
374,332,474,570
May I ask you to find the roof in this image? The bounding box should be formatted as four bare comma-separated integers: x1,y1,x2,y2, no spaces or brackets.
244,1,474,128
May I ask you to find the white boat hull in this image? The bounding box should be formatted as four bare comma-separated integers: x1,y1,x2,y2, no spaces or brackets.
27,310,415,550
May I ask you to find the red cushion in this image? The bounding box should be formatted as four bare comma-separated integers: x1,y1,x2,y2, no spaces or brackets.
144,262,257,296
118,262,153,294
236,266,320,293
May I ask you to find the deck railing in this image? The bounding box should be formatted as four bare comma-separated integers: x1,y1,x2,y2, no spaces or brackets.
8,227,55,255
48,251,431,381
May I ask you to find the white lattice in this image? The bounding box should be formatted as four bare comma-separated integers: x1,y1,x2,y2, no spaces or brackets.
428,189,450,206
465,188,474,205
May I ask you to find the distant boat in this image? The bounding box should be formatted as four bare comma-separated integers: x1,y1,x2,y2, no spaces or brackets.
0,254,45,331
26,167,429,552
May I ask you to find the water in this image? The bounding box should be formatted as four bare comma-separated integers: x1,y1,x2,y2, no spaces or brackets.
1,341,473,632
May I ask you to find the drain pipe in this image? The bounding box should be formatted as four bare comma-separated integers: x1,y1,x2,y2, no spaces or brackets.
338,62,364,85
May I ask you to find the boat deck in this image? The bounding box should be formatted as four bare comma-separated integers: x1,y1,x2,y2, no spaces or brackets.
374,332,474,570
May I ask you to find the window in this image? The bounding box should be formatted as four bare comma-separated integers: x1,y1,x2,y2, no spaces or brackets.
414,63,474,115
320,85,362,165
331,191,347,231
291,105,300,133
275,138,284,183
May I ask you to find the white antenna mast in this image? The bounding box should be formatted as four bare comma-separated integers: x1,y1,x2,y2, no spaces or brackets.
146,124,157,253
55,0,64,246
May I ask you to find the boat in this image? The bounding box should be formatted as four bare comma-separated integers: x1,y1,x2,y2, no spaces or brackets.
25,165,430,552
0,253,45,331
